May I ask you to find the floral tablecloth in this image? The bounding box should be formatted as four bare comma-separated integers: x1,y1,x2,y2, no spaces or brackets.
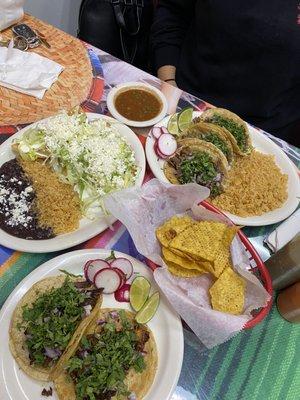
0,36,299,400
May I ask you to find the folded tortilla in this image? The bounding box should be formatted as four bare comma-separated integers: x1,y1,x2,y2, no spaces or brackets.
9,275,103,381
51,308,158,400
180,120,234,164
200,108,252,155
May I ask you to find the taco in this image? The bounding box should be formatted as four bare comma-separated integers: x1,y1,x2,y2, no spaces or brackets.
164,138,228,198
9,275,103,381
181,120,234,164
200,108,252,155
51,308,157,400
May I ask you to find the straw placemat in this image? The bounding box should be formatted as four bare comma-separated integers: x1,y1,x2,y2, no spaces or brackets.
0,14,93,125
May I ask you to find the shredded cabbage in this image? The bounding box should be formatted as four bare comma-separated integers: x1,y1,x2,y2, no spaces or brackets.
13,112,139,218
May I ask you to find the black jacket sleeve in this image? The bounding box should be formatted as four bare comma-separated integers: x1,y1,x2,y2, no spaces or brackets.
151,0,196,71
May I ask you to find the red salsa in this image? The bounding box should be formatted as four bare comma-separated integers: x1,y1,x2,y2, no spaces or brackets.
114,88,162,121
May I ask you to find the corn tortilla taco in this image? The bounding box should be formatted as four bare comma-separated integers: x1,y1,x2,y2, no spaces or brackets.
181,120,234,164
9,275,103,381
164,138,228,198
200,108,252,155
51,308,157,400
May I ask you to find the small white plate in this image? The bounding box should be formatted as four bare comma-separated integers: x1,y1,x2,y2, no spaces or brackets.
145,112,300,226
0,113,146,252
0,249,183,400
107,82,168,127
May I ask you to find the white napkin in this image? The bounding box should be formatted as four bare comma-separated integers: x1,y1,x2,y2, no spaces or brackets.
0,45,64,99
264,208,300,253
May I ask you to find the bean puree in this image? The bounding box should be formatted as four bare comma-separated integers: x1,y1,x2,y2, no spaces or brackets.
0,159,54,240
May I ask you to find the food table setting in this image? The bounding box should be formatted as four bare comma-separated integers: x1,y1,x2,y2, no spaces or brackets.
0,11,300,400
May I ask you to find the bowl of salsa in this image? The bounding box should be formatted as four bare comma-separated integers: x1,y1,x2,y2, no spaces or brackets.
107,82,168,127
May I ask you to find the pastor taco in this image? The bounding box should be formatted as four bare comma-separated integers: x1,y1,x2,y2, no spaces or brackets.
181,120,234,164
200,108,252,155
51,308,157,400
164,138,228,198
9,275,103,381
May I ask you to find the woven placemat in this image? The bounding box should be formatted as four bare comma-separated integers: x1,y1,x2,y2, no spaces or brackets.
0,14,93,125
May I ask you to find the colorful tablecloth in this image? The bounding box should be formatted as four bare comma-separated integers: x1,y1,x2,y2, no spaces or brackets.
0,36,300,400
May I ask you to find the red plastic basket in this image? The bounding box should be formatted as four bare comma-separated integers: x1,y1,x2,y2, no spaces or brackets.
146,201,273,330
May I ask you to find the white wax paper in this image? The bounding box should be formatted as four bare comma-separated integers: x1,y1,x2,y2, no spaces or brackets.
104,179,271,348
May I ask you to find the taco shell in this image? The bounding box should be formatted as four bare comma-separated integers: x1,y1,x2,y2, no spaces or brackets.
9,275,103,381
180,121,234,163
52,308,157,400
164,139,228,189
200,108,252,155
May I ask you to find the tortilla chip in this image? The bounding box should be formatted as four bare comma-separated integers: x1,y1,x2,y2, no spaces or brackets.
169,221,227,262
156,215,194,248
209,267,245,315
213,226,239,277
162,246,209,273
165,260,204,277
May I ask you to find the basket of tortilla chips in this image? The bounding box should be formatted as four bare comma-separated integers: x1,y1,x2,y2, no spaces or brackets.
104,179,272,348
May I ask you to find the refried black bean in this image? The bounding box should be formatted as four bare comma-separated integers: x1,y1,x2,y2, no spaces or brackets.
0,159,54,239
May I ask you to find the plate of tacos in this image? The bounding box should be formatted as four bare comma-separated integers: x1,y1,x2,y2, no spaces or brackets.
0,249,183,400
145,108,299,226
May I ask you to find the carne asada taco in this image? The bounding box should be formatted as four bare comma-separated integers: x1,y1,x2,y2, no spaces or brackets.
164,138,228,198
200,108,252,155
181,120,234,164
51,308,157,400
9,275,103,381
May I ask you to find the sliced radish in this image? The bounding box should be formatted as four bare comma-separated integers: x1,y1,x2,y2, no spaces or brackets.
84,259,95,280
160,126,169,135
157,133,177,156
110,258,133,280
151,126,162,139
114,284,131,303
94,268,121,294
111,267,127,289
86,259,110,283
154,141,168,159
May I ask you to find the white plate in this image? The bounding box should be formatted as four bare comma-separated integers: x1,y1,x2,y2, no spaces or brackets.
146,112,300,226
107,82,168,127
0,113,146,252
0,249,183,400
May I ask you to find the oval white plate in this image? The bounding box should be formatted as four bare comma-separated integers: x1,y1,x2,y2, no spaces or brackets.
0,113,146,252
107,82,168,127
0,249,183,400
146,112,300,226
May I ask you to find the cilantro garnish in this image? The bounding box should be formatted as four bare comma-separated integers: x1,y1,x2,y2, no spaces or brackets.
67,312,147,400
21,278,88,367
209,116,248,152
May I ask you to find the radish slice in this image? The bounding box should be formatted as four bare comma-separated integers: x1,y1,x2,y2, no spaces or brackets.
83,259,94,281
151,126,162,139
110,258,133,280
94,268,121,294
86,260,110,283
154,142,168,159
114,284,131,303
157,133,177,156
111,267,127,289
160,126,169,135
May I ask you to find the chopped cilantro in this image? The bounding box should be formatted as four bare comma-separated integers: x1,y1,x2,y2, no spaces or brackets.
67,312,147,400
203,133,230,159
209,116,248,152
21,278,88,367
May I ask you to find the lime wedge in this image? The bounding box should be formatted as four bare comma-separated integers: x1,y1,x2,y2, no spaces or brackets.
135,291,160,324
178,107,193,132
167,113,180,136
130,276,151,312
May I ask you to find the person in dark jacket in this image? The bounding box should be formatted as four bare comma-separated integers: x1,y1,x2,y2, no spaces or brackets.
151,0,300,146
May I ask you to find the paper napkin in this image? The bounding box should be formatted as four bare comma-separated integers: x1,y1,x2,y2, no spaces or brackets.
0,44,64,99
